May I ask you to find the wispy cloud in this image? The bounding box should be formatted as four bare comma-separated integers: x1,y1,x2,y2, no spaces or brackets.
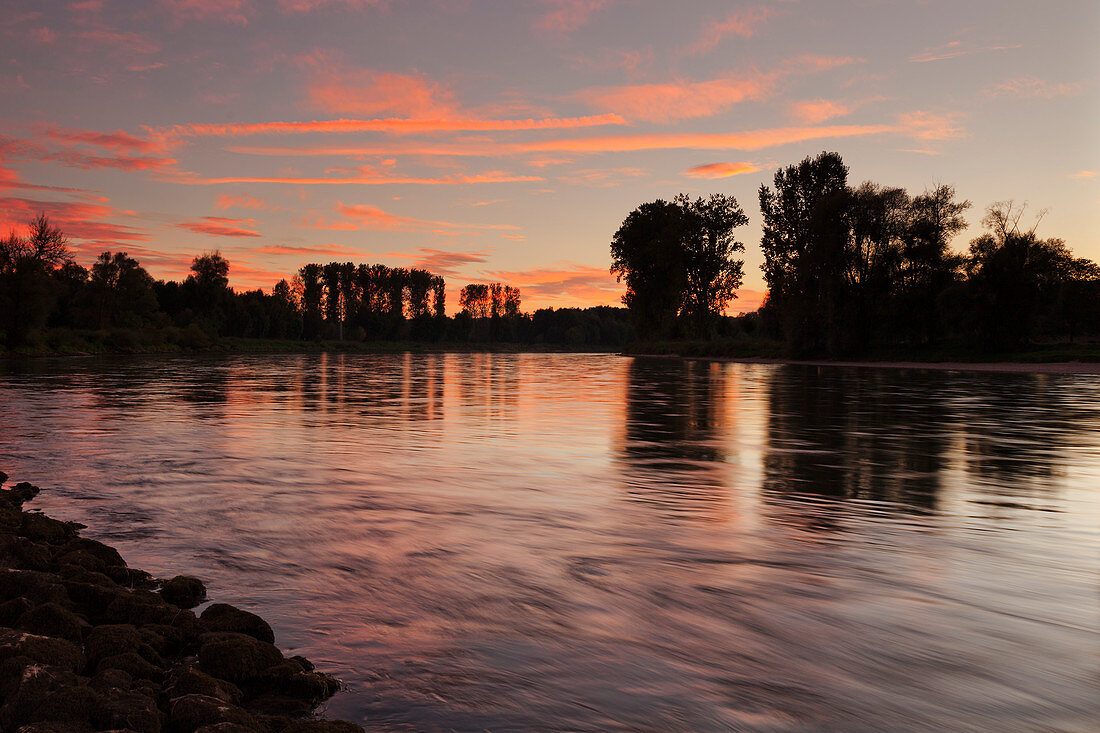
484,263,623,307
174,171,543,186
789,99,850,124
909,40,1021,63
684,5,776,55
535,0,611,33
1069,170,1096,179
227,122,898,158
683,162,760,178
151,114,626,140
215,193,270,210
179,216,260,237
984,76,1083,99
296,202,519,236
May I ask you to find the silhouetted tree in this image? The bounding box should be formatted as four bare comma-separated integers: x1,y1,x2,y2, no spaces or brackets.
676,193,747,337
0,214,72,346
610,199,689,339
759,151,850,354
89,251,158,328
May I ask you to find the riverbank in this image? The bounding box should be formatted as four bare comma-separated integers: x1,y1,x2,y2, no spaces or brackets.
1,333,618,359
0,471,363,732
627,338,1100,374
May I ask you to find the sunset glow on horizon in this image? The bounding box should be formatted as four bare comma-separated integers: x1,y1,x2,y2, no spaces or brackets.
2,0,1096,312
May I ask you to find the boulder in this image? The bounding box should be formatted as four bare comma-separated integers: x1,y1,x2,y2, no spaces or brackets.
199,604,275,644
0,628,85,671
0,597,35,626
0,570,68,606
16,602,87,644
159,576,207,609
96,651,166,683
84,624,165,669
164,665,243,705
92,687,163,733
56,538,126,569
167,694,257,733
103,591,176,626
18,513,78,544
198,633,283,685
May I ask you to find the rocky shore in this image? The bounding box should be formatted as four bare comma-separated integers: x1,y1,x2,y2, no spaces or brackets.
0,471,364,733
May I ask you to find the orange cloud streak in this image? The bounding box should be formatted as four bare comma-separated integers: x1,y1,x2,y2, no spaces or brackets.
684,162,760,178
686,5,776,55
152,113,627,139
178,216,260,237
227,123,897,158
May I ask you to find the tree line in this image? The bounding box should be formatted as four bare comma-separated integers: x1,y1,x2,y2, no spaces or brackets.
611,151,1099,354
0,219,631,351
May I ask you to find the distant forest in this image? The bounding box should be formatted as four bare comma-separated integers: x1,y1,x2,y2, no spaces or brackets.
1,151,1097,356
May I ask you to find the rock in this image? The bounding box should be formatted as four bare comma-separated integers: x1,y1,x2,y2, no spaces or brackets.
103,591,176,626
54,549,108,575
0,628,86,671
15,723,96,733
96,651,166,683
84,624,165,669
164,665,243,705
159,576,207,609
56,538,127,568
92,687,163,733
199,604,275,644
198,633,283,685
255,663,339,703
64,580,126,620
0,597,35,626
140,623,186,658
278,721,365,733
19,513,78,544
0,570,68,606
90,667,134,692
168,694,257,733
16,602,88,644
10,482,41,504
194,724,259,733
0,663,92,730
0,535,52,571
106,566,156,589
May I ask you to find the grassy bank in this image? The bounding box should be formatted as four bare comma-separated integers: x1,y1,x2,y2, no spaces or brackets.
1,327,619,358
626,338,1100,364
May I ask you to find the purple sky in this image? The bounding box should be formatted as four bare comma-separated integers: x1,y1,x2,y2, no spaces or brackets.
2,0,1097,310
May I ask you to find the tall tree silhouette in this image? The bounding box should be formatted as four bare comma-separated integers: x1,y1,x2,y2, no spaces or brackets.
0,214,71,347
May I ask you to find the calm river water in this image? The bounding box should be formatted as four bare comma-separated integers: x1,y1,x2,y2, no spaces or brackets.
1,353,1097,731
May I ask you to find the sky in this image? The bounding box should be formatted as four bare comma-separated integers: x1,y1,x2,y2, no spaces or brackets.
1,0,1097,312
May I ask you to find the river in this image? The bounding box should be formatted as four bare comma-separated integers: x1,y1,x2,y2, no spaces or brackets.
1,353,1097,731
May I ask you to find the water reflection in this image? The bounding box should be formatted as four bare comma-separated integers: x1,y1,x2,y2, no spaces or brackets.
0,354,1097,731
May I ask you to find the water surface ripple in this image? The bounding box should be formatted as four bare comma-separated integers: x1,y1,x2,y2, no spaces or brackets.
1,354,1097,731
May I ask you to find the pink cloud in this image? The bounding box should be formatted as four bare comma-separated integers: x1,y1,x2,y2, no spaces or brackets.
895,111,964,141
685,6,776,55
160,0,252,26
175,171,543,186
411,248,490,275
252,244,363,255
577,75,773,123
535,0,611,33
485,263,623,308
41,125,164,153
909,40,1021,63
152,113,626,139
178,216,261,237
1069,170,1096,179
0,195,148,246
307,202,519,235
984,76,1083,99
683,162,760,179
308,69,458,117
29,27,58,44
789,99,851,124
75,29,161,55
215,193,270,210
